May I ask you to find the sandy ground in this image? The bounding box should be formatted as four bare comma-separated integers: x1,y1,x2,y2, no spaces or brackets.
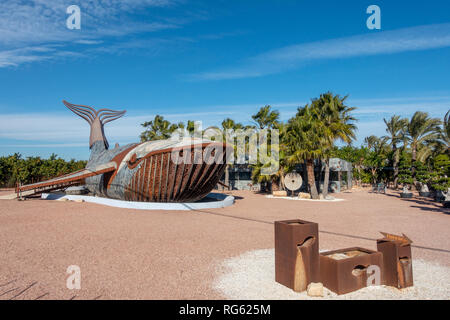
0,188,449,300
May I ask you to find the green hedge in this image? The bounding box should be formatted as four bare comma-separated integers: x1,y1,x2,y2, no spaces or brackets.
0,153,87,188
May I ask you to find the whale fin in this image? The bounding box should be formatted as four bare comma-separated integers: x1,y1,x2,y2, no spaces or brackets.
63,100,126,150
15,161,117,197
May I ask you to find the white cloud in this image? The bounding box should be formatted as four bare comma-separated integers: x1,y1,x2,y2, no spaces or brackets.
75,39,104,45
0,0,183,67
0,0,176,44
189,23,450,80
0,45,84,67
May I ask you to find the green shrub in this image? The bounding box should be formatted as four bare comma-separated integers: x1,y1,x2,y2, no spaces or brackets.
398,153,413,186
431,154,450,191
0,154,87,188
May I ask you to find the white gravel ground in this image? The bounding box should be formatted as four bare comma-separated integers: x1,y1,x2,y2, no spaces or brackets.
214,249,450,300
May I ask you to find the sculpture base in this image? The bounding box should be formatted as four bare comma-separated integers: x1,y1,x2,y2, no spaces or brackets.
42,192,234,211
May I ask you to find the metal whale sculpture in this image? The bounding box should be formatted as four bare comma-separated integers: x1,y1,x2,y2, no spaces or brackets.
16,100,231,203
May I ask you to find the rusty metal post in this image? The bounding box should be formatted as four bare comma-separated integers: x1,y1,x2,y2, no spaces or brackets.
377,232,413,289
275,219,319,292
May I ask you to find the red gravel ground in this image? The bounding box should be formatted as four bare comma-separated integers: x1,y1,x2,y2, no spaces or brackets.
0,188,449,300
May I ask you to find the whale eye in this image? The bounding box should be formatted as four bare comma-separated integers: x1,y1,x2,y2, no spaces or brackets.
129,153,137,164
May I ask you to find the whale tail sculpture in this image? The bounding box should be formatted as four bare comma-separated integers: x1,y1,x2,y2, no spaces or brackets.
62,100,126,150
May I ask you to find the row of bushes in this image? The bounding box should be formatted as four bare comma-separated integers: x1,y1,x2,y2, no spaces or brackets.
0,153,87,188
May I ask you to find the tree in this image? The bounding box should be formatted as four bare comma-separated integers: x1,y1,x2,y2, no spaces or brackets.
415,161,431,192
383,115,407,188
140,115,181,142
251,105,280,129
221,118,244,189
250,106,285,191
431,154,450,192
404,111,441,180
250,122,292,192
307,92,356,197
251,161,274,190
285,105,325,199
398,152,413,190
0,153,87,187
436,109,450,155
185,120,197,135
0,157,5,187
364,136,390,184
222,118,243,131
364,135,380,150
333,145,370,186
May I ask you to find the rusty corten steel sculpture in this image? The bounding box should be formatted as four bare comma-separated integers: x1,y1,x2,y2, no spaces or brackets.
274,220,414,295
319,247,383,295
377,232,413,289
16,100,231,202
275,220,320,292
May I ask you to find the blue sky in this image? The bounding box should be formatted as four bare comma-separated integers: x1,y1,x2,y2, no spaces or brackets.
0,0,449,160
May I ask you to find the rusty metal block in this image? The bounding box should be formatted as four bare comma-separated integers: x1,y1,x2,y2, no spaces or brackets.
319,247,383,295
275,219,319,292
377,232,413,289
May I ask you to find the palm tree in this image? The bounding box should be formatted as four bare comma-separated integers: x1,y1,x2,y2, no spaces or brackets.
176,120,197,136
404,111,441,180
250,122,292,192
364,135,380,150
438,109,450,154
250,162,273,190
382,115,407,188
222,118,243,131
221,118,243,189
250,106,283,191
307,93,356,197
251,105,280,129
285,105,325,199
416,110,450,168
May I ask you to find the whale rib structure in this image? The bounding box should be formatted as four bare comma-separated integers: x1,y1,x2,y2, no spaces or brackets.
14,101,231,203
